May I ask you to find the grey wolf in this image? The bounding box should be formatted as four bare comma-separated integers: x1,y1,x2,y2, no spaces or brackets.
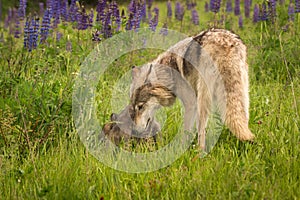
129,28,255,150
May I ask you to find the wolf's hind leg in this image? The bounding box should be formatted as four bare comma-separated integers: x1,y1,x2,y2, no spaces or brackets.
197,82,212,151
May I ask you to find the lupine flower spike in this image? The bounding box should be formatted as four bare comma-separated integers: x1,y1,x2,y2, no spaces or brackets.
288,3,295,21
149,7,159,31
210,0,221,13
191,9,199,25
167,1,172,19
160,23,168,36
234,0,240,16
253,4,260,23
244,0,251,18
226,0,233,13
295,0,300,13
175,1,184,21
40,9,51,44
205,2,209,12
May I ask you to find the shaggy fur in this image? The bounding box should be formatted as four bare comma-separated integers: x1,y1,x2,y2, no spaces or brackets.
129,28,254,150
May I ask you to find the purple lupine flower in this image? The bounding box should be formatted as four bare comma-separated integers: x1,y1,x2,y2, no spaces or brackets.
7,8,17,35
140,1,147,19
52,0,60,20
268,0,276,21
288,3,295,21
81,9,89,30
175,1,185,21
205,2,209,12
92,29,102,42
31,16,39,50
167,1,172,18
110,1,121,31
191,9,199,25
14,0,27,38
160,23,168,36
149,7,159,31
39,2,44,16
253,4,260,23
226,0,233,12
69,0,79,22
186,1,197,10
102,9,112,38
76,7,89,30
147,0,154,10
27,17,34,51
18,0,27,20
60,0,69,22
46,0,52,15
126,12,134,30
244,0,251,18
40,9,51,43
25,16,39,51
128,0,135,13
127,0,144,31
234,0,240,16
260,3,268,21
56,31,62,42
96,0,107,22
4,8,12,29
210,0,221,13
14,18,21,38
24,17,30,48
296,0,300,13
238,15,243,28
88,9,94,28
52,4,60,28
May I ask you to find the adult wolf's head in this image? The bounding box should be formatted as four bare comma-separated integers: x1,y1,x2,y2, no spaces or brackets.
130,64,176,132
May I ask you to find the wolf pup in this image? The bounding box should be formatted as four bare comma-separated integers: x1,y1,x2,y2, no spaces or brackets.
102,105,161,146
129,28,255,150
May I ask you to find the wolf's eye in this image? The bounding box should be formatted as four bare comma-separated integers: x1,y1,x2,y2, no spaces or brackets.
137,103,144,111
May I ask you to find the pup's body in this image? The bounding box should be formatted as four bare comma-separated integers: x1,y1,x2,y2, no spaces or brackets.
102,106,160,145
130,28,254,150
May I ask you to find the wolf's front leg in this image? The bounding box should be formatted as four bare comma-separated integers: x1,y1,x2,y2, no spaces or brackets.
173,74,197,132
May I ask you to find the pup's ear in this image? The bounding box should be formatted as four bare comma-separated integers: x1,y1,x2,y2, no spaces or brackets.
110,113,117,121
150,86,176,106
132,66,140,80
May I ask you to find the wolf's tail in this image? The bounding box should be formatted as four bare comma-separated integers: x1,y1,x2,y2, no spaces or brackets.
222,66,255,142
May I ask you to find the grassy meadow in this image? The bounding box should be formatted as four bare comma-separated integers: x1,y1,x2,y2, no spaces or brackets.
0,0,300,199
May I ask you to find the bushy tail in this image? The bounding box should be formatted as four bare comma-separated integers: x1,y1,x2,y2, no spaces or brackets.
222,66,255,142
225,108,254,141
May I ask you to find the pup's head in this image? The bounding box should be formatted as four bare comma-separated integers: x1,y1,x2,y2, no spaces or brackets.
102,105,161,145
130,64,176,132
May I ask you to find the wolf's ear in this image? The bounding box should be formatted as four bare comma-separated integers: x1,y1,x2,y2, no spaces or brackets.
132,66,140,80
150,86,176,106
145,64,155,83
110,113,117,121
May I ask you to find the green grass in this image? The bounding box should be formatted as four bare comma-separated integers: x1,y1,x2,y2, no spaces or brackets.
1,1,300,199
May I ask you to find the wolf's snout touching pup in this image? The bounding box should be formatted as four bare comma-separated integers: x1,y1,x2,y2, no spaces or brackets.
128,28,255,150
102,105,160,145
